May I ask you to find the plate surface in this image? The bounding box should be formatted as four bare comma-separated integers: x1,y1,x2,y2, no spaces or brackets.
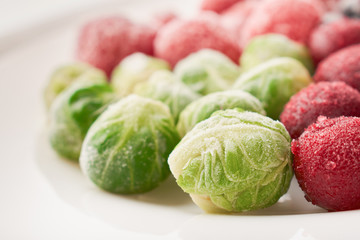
0,0,359,239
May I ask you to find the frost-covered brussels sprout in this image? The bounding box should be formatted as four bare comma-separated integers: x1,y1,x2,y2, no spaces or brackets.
241,34,314,74
169,109,293,213
49,79,115,161
134,70,201,123
111,53,170,97
174,49,240,95
80,95,180,194
176,90,266,137
233,57,312,120
44,62,107,109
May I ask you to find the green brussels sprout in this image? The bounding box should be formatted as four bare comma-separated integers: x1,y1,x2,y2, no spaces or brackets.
80,95,180,194
169,109,293,213
49,79,115,161
44,62,107,109
111,53,170,97
134,70,201,123
176,90,266,137
241,34,314,74
174,49,240,95
233,57,312,120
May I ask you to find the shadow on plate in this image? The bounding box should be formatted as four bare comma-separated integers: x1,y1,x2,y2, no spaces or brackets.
35,126,328,237
35,127,199,235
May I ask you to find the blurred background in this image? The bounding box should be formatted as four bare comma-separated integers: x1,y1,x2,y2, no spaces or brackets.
1,0,358,54
0,0,199,53
0,0,112,52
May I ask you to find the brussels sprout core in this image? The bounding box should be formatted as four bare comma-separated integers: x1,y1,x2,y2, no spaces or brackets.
174,49,240,95
134,70,201,123
233,57,312,119
169,109,293,213
111,53,170,97
80,95,180,194
176,90,266,137
44,62,107,109
49,79,115,161
241,34,314,74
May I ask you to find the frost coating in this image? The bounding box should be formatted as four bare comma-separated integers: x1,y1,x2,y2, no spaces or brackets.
80,95,180,194
241,34,314,74
233,57,312,119
292,116,360,211
169,109,292,213
49,79,115,161
111,53,170,97
134,70,201,123
174,49,240,95
176,90,266,137
44,62,107,109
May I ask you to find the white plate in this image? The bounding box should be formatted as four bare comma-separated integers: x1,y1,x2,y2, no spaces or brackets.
1,0,359,239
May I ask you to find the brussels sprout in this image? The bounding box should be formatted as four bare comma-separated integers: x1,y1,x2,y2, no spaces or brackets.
44,62,107,109
49,79,115,161
80,95,180,194
174,49,240,95
233,57,312,120
111,53,170,97
134,70,201,123
176,90,266,137
169,109,293,213
241,34,314,74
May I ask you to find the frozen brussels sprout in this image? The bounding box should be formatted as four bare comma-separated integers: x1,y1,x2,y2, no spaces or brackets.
241,34,314,73
169,109,293,213
134,70,201,123
174,49,240,95
44,62,107,109
80,95,180,194
176,90,266,137
49,79,115,161
233,57,312,120
111,53,170,97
